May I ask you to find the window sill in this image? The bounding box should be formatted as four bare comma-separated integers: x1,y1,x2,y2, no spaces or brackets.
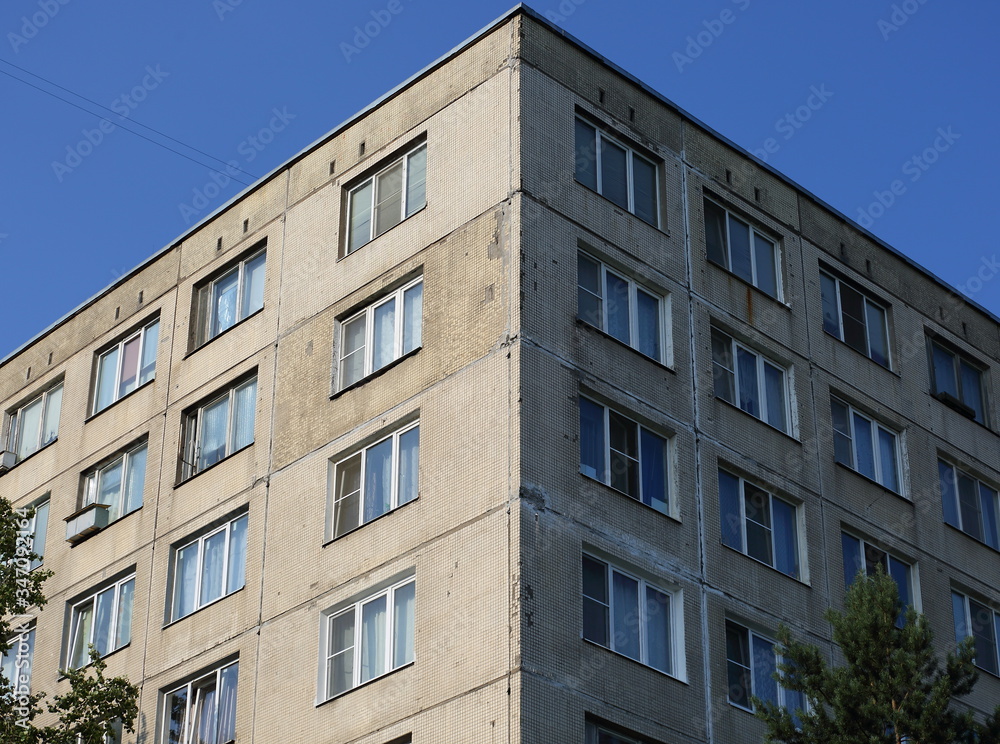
574,180,664,234
1,438,58,475
822,330,897,375
183,306,264,359
174,442,253,488
706,257,787,307
331,346,421,400
323,495,418,546
720,542,806,586
579,471,679,524
315,661,414,707
84,379,155,423
714,397,798,443
581,639,686,685
340,203,427,261
833,460,906,500
575,318,674,372
163,585,246,630
931,391,990,429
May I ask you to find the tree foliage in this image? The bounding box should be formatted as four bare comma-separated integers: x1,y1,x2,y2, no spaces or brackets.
755,569,1000,744
0,497,138,744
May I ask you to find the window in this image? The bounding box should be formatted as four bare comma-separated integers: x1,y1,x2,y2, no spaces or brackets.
322,577,415,699
579,398,669,515
585,719,654,744
939,460,999,550
704,199,780,298
68,575,135,668
575,118,658,226
180,376,257,480
338,278,422,390
718,470,798,578
6,382,62,462
329,422,418,539
82,442,147,523
193,248,266,347
171,514,248,622
820,271,890,368
346,142,426,253
952,592,1000,676
841,533,913,626
93,319,159,413
163,661,238,744
929,339,987,424
830,398,901,492
581,554,676,675
726,621,804,713
2,626,34,692
25,498,49,571
577,253,666,362
711,329,790,433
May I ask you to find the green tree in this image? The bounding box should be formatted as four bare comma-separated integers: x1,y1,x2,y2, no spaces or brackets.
0,497,138,744
754,569,1000,744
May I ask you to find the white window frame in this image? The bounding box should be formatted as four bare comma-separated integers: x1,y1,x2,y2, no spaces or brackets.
170,514,248,622
718,470,800,579
67,574,135,669
703,198,781,299
2,625,35,693
711,329,791,434
162,660,239,744
337,277,423,390
841,532,916,625
328,421,419,540
577,252,669,363
952,591,1000,677
725,621,804,713
830,397,902,493
820,271,891,368
346,142,427,253
181,376,257,480
92,319,159,414
24,498,49,571
6,382,63,463
939,459,1000,550
581,553,682,678
929,339,987,424
195,248,267,348
82,442,148,523
574,118,659,227
320,576,416,701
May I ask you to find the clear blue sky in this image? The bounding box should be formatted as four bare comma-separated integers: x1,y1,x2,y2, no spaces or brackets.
1,0,997,359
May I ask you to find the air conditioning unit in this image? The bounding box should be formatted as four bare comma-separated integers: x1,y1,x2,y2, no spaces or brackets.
65,504,111,544
0,450,16,473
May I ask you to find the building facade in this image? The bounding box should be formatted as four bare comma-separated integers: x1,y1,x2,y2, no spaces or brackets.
2,7,998,743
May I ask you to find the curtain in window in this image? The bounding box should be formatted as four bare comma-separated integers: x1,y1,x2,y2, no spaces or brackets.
728,216,753,283
16,399,42,460
200,531,227,607
763,363,786,431
644,586,671,674
841,533,863,586
212,270,239,337
125,445,147,515
753,234,778,297
192,676,219,744
406,147,427,217
402,282,422,354
392,582,415,668
199,397,229,470
116,579,134,648
363,438,393,522
736,348,759,417
958,473,983,541
241,253,266,319
372,299,396,371
348,182,373,252
397,427,419,506
751,634,778,704
611,572,640,661
632,156,657,225
635,290,659,360
217,663,239,743
92,588,115,657
95,349,119,412
939,461,960,528
375,162,404,237
608,412,637,497
599,139,628,209
865,303,889,367
139,321,159,385
359,596,387,683
771,499,798,578
877,428,898,491
852,414,875,479
232,379,257,452
99,459,123,520
579,399,605,480
960,361,984,420
980,483,1000,550
605,271,630,344
227,516,248,594
174,543,199,619
118,335,141,398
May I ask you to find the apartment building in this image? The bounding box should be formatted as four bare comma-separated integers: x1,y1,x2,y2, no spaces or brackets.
2,6,998,743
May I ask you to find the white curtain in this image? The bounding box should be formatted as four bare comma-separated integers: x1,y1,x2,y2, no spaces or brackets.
125,445,148,514
226,516,248,594
402,283,422,354
359,597,386,683
241,253,266,319
392,582,415,668
397,427,419,506
116,579,134,648
199,397,229,470
372,299,396,371
173,544,198,619
363,439,392,521
232,380,257,452
199,531,226,606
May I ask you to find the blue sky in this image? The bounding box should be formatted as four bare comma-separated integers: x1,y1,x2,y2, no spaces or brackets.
0,0,997,359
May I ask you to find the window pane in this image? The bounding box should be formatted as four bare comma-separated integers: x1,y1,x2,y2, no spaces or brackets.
582,556,608,646
348,181,373,252
888,557,911,614
726,623,751,708
820,274,840,337
15,399,42,460
958,473,983,541
232,379,257,452
372,297,397,371
831,400,852,467
852,413,875,480
71,603,94,668
728,216,753,283
392,581,415,668
340,316,367,388
333,454,362,538
969,600,998,676
753,234,778,297
200,530,227,606
328,611,355,697
841,533,862,587
932,344,958,397
960,361,984,422
763,362,787,431
363,438,393,522
92,586,116,656
877,428,898,492
639,429,667,514
118,336,141,399
217,663,239,744
577,254,603,327
166,687,188,744
744,484,772,566
40,385,61,447
227,515,248,594
579,399,605,481
99,459,124,520
191,674,219,744
980,484,999,550
211,269,239,337
865,302,889,367
199,397,229,471
600,138,629,209
374,162,403,237
611,571,640,660
397,426,419,506
124,445,147,515
116,579,134,648
635,289,660,360
645,587,671,673
139,321,159,385
711,331,735,403
574,119,598,190
704,201,728,268
632,155,657,225
402,282,423,354
405,146,427,216
608,411,638,497
605,271,630,344
839,285,867,355
772,498,798,578
939,460,960,528
95,348,119,412
952,592,968,643
29,501,48,571
752,634,778,705
174,543,198,619
718,471,742,550
241,252,266,319
360,596,387,683
736,347,759,417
